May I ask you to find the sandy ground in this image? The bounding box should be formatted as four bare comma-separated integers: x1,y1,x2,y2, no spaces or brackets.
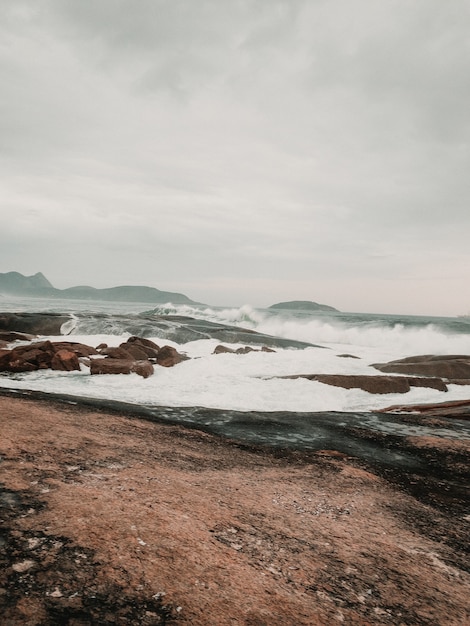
1,394,469,625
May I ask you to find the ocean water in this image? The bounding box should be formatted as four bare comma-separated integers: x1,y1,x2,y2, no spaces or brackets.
1,295,470,416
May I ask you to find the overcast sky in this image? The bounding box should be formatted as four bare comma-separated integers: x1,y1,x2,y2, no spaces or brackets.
1,0,469,316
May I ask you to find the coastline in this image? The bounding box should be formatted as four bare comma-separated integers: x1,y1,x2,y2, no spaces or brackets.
1,393,469,624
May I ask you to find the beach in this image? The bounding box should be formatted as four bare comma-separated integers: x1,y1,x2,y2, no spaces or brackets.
1,392,469,625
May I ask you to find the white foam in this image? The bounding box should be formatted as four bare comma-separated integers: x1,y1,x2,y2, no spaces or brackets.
1,333,469,412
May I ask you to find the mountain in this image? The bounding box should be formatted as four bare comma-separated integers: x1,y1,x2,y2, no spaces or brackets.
0,272,197,304
269,300,339,312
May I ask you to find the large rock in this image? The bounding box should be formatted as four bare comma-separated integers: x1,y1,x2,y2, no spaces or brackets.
0,313,71,335
155,345,188,367
277,374,447,394
0,340,82,372
372,355,470,380
379,399,470,419
90,358,154,378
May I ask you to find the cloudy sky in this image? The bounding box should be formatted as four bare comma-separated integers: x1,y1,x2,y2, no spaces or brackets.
1,0,469,316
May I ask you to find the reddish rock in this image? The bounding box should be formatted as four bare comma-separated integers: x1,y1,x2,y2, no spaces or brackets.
118,343,151,360
51,349,81,372
131,360,154,379
125,336,161,357
52,342,99,357
156,345,188,367
90,358,154,378
379,398,470,419
96,343,108,351
213,345,235,354
100,346,135,360
0,331,36,343
277,374,448,394
372,354,470,380
0,340,88,373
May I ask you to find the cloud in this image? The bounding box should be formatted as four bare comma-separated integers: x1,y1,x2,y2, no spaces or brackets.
0,0,469,314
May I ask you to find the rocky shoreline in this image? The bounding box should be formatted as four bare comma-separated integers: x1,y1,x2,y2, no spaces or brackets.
1,390,470,625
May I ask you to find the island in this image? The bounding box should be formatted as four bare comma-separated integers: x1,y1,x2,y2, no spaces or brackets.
268,300,339,312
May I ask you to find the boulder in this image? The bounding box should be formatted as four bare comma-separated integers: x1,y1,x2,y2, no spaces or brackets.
156,345,188,367
372,355,470,380
51,349,81,372
100,346,136,360
213,344,276,355
0,331,36,343
379,399,470,419
0,340,83,373
90,358,154,378
0,312,71,335
277,374,448,394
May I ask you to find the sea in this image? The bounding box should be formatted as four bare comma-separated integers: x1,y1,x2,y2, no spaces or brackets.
1,295,470,454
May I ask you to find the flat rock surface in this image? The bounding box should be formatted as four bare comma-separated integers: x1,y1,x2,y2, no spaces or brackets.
0,395,469,625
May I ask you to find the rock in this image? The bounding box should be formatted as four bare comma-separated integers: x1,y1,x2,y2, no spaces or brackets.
155,346,188,367
0,313,71,335
213,344,276,355
100,346,136,360
336,354,360,359
50,342,99,357
90,358,154,378
277,374,448,394
0,331,36,343
131,360,154,379
0,340,83,373
213,345,235,354
51,350,80,372
372,355,470,380
379,399,470,419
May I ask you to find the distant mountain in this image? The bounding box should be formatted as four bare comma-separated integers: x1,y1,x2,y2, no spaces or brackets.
0,271,197,304
269,300,339,312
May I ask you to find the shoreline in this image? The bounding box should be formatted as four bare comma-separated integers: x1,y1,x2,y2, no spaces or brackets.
1,393,469,624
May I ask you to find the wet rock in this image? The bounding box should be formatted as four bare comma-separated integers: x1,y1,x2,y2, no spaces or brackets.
155,346,188,367
213,344,276,355
372,354,470,380
0,331,36,343
0,341,90,373
90,358,154,378
0,313,71,335
51,350,80,372
379,398,470,419
277,374,448,394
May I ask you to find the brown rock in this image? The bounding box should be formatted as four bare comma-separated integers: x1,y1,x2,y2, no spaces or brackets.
100,346,136,360
131,360,154,379
51,349,81,372
90,358,154,378
372,354,470,379
156,345,188,367
51,342,99,357
278,374,448,394
379,398,470,419
213,345,235,354
90,358,134,376
0,331,36,343
118,343,150,360
126,336,161,356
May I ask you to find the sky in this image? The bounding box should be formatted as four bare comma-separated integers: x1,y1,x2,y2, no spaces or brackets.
1,0,469,316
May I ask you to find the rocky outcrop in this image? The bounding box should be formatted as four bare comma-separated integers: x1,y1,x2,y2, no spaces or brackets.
277,374,448,394
90,358,154,378
379,399,470,419
0,313,71,335
213,345,276,354
0,336,187,377
372,355,470,381
0,341,81,373
155,345,189,367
